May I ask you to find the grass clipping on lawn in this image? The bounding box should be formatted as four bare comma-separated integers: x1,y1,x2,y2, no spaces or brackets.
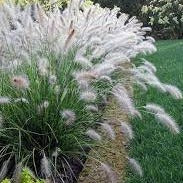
78,81,133,183
78,99,128,183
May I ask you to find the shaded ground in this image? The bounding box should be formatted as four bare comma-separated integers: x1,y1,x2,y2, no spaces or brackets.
126,40,183,183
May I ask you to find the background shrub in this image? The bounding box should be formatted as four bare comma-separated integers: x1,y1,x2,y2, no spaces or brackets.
141,0,183,39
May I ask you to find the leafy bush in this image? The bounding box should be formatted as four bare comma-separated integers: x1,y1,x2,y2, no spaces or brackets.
1,179,11,183
141,0,183,39
0,0,182,182
1,168,44,183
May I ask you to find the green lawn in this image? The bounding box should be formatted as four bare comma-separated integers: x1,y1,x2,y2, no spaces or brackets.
126,40,183,183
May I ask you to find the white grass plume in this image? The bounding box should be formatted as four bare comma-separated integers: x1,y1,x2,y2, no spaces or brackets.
14,98,29,104
145,103,165,114
12,162,22,183
101,123,115,140
54,85,60,95
120,122,134,140
61,109,76,125
38,101,49,113
99,76,113,83
132,110,142,119
164,84,183,99
11,75,29,89
37,58,49,77
86,105,98,112
112,84,136,116
127,157,143,177
0,159,10,181
100,163,117,183
142,58,157,73
0,115,3,127
135,80,147,91
0,97,11,104
86,129,101,141
155,112,180,134
80,90,97,103
74,71,97,82
75,52,92,68
49,75,57,85
41,154,52,178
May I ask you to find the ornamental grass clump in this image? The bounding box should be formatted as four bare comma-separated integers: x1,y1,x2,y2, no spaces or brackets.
0,0,182,182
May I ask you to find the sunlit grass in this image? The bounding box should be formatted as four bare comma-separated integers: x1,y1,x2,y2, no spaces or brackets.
127,40,183,183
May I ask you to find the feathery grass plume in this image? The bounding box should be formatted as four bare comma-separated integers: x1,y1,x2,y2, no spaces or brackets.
74,71,97,82
61,109,76,125
105,53,130,66
0,115,3,127
101,123,115,140
145,103,165,114
121,122,134,140
134,65,166,92
142,58,157,73
38,101,49,113
92,63,116,77
77,80,90,90
100,163,117,183
14,98,29,104
0,97,11,104
163,84,183,99
37,58,49,77
112,84,136,116
75,52,92,68
52,147,61,158
41,154,51,179
127,157,143,177
80,90,97,103
148,80,166,93
12,163,22,183
138,65,154,74
135,80,148,91
99,76,113,83
0,159,10,181
132,110,142,119
54,85,60,95
146,36,155,43
86,105,98,112
155,112,180,134
49,75,57,85
11,75,29,89
64,29,75,52
86,129,101,141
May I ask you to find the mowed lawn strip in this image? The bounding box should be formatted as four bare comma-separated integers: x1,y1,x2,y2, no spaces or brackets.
126,40,183,183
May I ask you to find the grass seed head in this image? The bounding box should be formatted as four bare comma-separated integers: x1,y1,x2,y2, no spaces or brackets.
61,109,76,125
127,157,143,177
11,75,29,89
86,129,101,141
100,163,117,183
101,123,115,140
41,154,52,179
80,90,97,103
0,97,11,104
121,122,134,140
155,112,180,134
163,84,183,99
145,103,165,114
